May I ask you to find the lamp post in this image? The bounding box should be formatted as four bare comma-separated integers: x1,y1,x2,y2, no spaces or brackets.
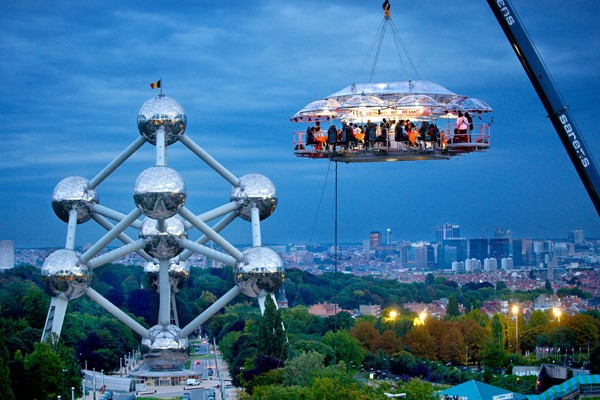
101,369,104,391
512,304,519,353
120,357,123,376
92,367,96,400
71,386,75,400
553,307,561,325
389,309,398,332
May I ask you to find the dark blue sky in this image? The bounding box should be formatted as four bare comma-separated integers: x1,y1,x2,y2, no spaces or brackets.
1,1,599,248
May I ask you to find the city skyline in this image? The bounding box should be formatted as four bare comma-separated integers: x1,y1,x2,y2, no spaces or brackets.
1,1,600,248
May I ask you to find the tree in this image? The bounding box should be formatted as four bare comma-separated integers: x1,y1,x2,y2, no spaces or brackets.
350,321,379,351
282,351,325,386
398,378,438,400
480,336,507,372
0,318,16,400
23,342,64,399
545,279,553,293
403,325,436,360
257,295,287,360
527,310,550,328
323,330,366,367
446,295,461,318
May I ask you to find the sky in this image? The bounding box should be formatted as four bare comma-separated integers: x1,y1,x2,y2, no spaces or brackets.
1,1,599,249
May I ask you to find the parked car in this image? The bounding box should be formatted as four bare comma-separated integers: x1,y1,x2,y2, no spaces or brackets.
186,378,200,386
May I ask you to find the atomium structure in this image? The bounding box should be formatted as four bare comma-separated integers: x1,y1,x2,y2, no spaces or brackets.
41,93,284,371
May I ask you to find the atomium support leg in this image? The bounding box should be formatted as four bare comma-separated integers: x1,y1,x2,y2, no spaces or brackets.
178,211,238,262
41,294,69,341
92,204,143,230
179,207,244,261
87,239,148,270
179,286,242,338
179,134,240,186
85,287,149,338
178,238,237,266
92,214,153,261
88,136,146,189
158,259,171,325
251,206,261,247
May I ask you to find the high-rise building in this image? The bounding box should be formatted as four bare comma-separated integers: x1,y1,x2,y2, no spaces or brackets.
483,258,498,271
386,228,392,246
441,238,467,269
489,238,510,261
500,257,513,270
409,242,429,269
0,240,14,270
469,238,488,262
435,223,460,243
369,231,382,251
568,230,584,244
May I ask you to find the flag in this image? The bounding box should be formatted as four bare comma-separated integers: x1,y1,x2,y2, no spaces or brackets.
150,79,161,89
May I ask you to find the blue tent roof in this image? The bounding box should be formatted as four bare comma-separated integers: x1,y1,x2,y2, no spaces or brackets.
438,380,527,400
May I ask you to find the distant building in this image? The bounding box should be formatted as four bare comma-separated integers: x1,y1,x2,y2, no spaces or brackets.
308,302,340,317
385,228,392,246
465,258,481,272
441,238,467,269
469,238,488,262
569,229,585,244
276,285,288,309
483,258,498,271
0,240,14,270
500,257,513,270
435,223,460,244
369,231,382,251
452,261,465,273
359,304,381,317
489,238,510,261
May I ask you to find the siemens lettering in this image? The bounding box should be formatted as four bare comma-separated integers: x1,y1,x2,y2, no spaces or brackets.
560,113,590,167
495,0,515,25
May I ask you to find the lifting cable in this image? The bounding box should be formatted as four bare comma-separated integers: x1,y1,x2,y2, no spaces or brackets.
356,2,420,83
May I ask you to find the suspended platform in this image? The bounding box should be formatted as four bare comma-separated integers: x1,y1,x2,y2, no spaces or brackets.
293,123,490,163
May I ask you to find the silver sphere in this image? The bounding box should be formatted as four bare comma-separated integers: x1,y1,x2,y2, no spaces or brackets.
143,259,189,291
139,215,187,259
41,249,91,300
52,176,99,223
133,166,186,219
140,324,189,369
230,174,277,221
234,246,284,298
137,95,187,145
168,259,190,292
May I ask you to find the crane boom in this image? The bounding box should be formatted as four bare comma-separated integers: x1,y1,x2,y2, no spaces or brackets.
487,0,600,217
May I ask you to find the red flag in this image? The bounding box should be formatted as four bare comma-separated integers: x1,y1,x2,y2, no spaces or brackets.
150,80,161,89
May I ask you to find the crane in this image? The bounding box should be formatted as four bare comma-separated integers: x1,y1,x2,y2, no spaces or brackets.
487,0,600,216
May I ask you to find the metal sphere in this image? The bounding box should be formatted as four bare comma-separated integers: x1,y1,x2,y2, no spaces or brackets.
139,215,187,259
52,176,99,224
233,246,284,298
133,166,186,219
137,95,187,145
143,259,189,291
140,324,189,369
41,249,91,300
230,174,277,221
168,259,190,291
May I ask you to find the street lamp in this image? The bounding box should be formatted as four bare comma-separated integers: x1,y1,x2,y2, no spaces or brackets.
512,304,520,353
71,386,75,400
553,307,561,325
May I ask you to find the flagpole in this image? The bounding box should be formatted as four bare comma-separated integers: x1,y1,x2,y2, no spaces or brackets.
160,78,163,96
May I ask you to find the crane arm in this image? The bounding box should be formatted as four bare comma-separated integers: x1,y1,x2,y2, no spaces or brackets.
487,0,600,216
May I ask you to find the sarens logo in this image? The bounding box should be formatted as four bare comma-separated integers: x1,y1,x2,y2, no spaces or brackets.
559,113,591,168
496,0,515,25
